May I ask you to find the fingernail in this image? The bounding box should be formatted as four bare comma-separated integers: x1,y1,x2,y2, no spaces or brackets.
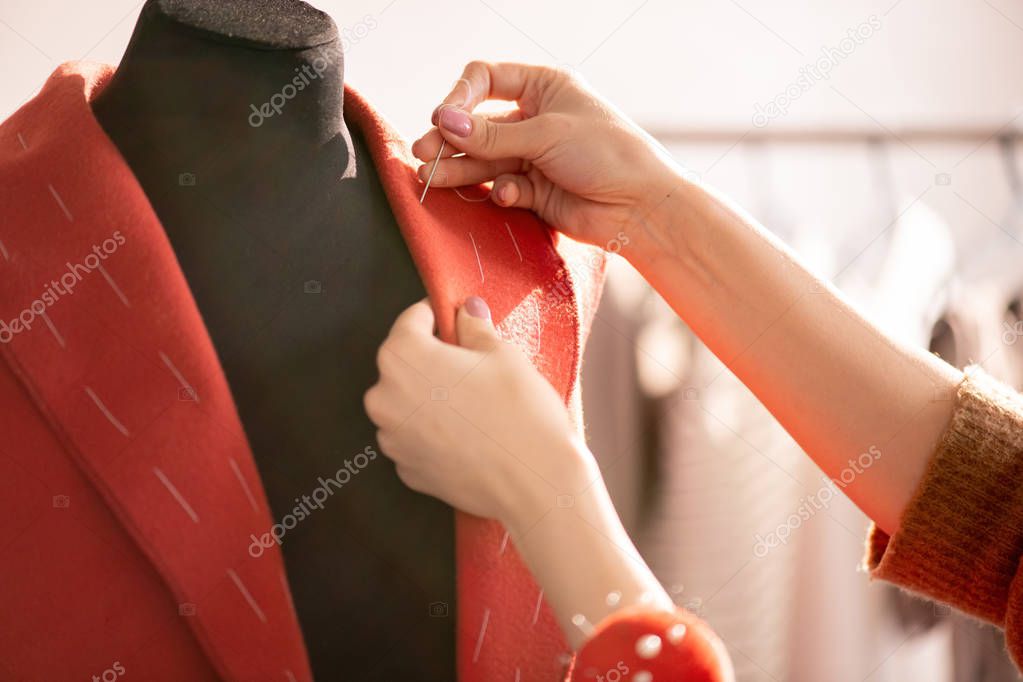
464,296,491,320
439,107,472,138
496,183,511,205
432,102,463,126
418,165,446,185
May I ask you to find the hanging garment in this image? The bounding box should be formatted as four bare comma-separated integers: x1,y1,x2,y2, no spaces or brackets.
920,281,1023,682
580,257,680,536
791,200,957,682
0,62,604,682
638,190,958,681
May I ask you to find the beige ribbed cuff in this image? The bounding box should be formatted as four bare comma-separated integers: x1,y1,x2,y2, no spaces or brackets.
865,366,1023,626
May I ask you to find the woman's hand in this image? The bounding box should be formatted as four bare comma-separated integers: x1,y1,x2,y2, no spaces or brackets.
364,297,682,653
411,61,687,254
413,64,963,537
363,296,595,532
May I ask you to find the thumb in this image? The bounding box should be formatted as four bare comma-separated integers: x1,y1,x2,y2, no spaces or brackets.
457,296,500,351
437,106,546,161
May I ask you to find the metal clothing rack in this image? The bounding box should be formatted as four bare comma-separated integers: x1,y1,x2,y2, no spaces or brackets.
644,124,1023,144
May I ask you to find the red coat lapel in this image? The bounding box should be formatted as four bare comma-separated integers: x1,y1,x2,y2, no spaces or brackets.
0,63,312,681
345,86,605,681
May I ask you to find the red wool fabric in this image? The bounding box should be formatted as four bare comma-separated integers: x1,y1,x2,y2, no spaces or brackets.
0,61,605,681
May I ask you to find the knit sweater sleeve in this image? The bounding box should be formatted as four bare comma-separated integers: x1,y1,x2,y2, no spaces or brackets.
865,366,1023,668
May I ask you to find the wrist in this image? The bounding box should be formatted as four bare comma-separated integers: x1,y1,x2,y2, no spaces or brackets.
500,435,597,536
623,164,701,274
504,449,671,648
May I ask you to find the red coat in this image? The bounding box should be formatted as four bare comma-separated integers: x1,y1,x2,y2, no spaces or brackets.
0,62,730,682
0,62,603,681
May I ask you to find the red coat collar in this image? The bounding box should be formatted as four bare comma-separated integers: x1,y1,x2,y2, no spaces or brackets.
0,62,603,681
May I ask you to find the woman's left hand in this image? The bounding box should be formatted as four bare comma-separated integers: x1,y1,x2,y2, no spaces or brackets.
363,297,595,530
365,298,735,680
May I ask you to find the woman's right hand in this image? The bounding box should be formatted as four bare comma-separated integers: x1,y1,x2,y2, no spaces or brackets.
411,61,689,252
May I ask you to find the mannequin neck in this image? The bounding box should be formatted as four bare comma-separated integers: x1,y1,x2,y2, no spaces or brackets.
93,0,350,203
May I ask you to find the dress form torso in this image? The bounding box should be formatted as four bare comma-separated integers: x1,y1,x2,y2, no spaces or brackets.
92,1,455,678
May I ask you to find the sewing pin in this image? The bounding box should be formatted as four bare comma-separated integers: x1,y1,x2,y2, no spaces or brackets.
419,139,446,204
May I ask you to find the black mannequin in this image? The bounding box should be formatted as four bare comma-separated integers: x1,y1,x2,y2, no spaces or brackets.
92,1,454,678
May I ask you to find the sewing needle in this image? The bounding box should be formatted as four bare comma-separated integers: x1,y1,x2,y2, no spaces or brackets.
419,140,446,204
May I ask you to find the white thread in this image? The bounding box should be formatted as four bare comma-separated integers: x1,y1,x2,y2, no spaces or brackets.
84,386,130,437
154,467,200,523
40,311,65,348
472,608,491,663
469,232,485,283
227,568,267,623
97,263,130,308
48,184,73,222
160,351,198,403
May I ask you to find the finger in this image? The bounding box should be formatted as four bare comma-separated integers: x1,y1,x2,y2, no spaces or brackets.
437,109,552,161
491,173,536,209
431,61,546,124
363,385,391,428
394,463,426,493
376,429,404,462
413,110,525,162
416,157,523,188
391,299,438,339
456,297,500,352
492,172,584,232
411,128,457,163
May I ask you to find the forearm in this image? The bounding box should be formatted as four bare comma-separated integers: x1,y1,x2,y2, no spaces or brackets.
628,173,962,534
505,439,672,650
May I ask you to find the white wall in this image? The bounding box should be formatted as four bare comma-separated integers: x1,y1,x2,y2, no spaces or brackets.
3,0,1022,136
4,0,1020,257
